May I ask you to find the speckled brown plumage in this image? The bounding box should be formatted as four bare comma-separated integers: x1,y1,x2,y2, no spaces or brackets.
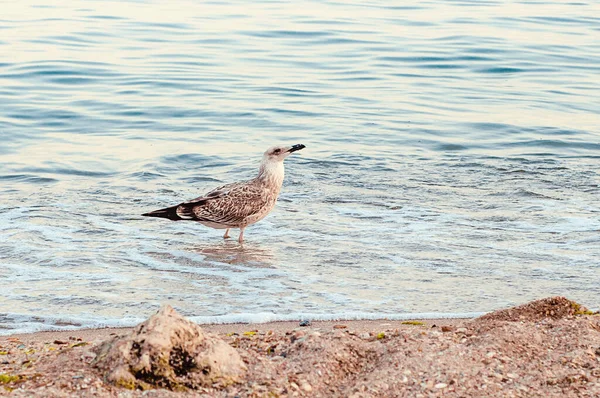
175,179,280,228
142,144,305,243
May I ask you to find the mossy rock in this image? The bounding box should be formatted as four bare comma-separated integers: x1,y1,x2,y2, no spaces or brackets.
477,296,595,323
401,321,425,326
0,374,23,385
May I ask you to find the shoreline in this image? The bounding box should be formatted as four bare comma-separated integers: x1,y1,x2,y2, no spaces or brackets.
3,317,467,343
0,309,488,338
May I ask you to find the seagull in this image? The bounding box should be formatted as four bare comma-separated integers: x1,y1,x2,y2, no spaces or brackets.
142,144,305,243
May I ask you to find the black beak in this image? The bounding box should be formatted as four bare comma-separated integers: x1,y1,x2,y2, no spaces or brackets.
287,144,306,153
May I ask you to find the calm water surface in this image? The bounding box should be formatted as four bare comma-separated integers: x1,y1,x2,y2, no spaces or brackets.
1,0,599,333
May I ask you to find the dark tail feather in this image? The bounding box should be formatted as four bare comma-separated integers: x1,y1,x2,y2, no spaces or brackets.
142,205,183,221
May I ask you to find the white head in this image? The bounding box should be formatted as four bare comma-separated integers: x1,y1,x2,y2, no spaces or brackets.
258,144,305,186
263,144,305,162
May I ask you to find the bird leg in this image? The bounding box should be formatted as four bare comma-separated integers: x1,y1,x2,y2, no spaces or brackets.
223,228,230,239
238,227,245,244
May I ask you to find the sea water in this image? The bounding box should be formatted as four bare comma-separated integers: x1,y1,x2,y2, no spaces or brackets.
1,0,599,334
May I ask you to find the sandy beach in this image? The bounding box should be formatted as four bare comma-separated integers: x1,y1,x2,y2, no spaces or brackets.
3,317,459,346
1,296,599,397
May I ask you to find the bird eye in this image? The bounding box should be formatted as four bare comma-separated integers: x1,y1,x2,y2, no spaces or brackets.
273,149,281,154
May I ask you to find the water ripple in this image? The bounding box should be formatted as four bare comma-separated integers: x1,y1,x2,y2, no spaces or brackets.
1,0,599,333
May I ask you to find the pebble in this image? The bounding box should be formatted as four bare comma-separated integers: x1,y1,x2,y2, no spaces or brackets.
435,383,448,389
299,320,311,327
300,382,312,392
333,324,347,329
290,331,306,343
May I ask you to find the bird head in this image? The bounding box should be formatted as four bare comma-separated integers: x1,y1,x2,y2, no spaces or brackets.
263,144,305,162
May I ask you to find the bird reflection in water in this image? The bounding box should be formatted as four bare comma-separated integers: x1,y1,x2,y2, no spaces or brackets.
193,241,276,267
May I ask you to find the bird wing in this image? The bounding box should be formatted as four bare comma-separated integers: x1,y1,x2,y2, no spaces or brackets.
175,180,270,226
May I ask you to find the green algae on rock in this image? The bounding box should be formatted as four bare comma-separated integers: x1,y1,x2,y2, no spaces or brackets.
476,296,595,323
0,373,23,384
401,321,426,326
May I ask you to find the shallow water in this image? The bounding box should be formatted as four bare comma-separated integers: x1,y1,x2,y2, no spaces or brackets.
1,0,599,334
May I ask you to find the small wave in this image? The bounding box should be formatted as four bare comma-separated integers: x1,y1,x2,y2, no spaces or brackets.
160,153,224,166
241,30,333,39
0,174,58,184
88,15,126,21
255,86,321,96
19,166,116,177
261,107,322,117
513,189,560,200
189,312,485,325
0,313,145,336
436,143,468,151
478,67,524,74
127,171,166,180
0,311,484,336
503,139,600,151
183,176,222,184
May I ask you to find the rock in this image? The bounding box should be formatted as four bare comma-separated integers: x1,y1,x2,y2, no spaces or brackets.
291,331,306,343
333,324,348,329
299,320,311,327
93,305,246,390
435,382,448,389
441,325,454,332
300,382,312,392
476,296,592,323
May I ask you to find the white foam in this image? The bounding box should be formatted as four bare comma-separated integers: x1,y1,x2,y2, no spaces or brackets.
189,311,485,325
0,313,145,336
0,311,484,336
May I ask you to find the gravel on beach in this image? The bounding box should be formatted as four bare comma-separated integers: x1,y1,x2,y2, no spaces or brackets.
1,297,599,397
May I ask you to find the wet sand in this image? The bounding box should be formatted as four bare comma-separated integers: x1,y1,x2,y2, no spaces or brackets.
4,317,462,345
